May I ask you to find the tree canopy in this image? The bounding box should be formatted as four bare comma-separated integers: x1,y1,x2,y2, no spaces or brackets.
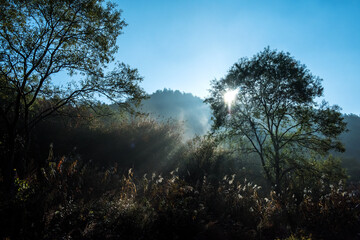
206,48,346,193
0,0,146,185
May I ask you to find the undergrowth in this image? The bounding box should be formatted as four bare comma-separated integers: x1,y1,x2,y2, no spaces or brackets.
1,155,359,240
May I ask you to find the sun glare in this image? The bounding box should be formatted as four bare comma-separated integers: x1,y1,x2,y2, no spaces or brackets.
224,89,238,106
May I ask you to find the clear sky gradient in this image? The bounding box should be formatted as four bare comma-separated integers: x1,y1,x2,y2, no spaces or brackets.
113,0,360,114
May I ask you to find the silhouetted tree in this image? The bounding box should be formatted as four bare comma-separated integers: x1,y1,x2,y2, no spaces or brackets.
0,0,145,191
206,48,346,193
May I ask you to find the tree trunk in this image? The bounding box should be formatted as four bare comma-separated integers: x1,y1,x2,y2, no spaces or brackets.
1,131,16,199
274,145,282,195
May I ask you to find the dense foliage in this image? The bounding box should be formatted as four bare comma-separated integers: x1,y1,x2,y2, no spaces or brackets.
206,48,347,194
0,109,357,239
0,0,146,190
1,151,359,239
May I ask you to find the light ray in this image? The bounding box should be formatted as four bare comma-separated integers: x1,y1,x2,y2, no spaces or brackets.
224,88,238,113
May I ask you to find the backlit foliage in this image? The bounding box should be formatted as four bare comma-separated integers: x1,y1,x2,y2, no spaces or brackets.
1,151,359,239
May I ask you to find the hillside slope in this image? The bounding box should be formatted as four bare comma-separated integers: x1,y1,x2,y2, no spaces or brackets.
139,89,211,139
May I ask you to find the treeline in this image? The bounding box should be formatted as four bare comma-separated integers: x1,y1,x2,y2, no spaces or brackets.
137,89,360,182
137,89,211,139
338,114,360,182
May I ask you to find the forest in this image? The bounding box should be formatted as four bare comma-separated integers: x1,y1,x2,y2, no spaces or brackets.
1,1,360,239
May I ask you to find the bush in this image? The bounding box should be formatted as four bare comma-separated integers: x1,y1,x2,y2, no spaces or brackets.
33,116,183,175
2,153,359,239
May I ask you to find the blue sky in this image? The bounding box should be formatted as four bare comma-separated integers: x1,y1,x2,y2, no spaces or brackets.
113,0,360,114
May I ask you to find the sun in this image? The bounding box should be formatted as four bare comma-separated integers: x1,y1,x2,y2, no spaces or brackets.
224,89,238,106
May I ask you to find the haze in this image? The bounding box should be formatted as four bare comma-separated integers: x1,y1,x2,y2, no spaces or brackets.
115,0,360,115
